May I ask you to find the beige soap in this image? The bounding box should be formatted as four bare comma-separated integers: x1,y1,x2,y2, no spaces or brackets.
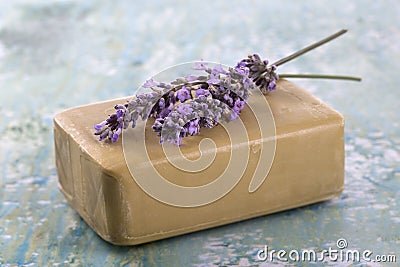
54,79,344,245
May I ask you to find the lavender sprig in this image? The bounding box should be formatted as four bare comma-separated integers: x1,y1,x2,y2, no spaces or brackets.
94,91,164,142
236,54,279,93
95,63,254,144
95,29,361,145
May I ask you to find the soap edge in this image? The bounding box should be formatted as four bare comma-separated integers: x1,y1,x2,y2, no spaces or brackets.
101,189,343,246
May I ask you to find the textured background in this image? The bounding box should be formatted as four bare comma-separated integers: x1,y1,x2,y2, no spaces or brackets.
0,0,399,266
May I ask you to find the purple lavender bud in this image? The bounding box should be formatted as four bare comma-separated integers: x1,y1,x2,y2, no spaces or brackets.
116,108,125,118
238,66,249,75
188,118,200,135
165,119,176,129
253,54,261,61
99,129,110,141
175,103,193,117
213,64,227,75
176,87,191,102
153,82,170,90
200,102,208,111
268,81,276,91
181,125,188,134
217,86,226,93
168,91,176,104
233,98,245,113
115,104,125,109
203,117,216,128
193,60,208,70
152,118,164,136
94,120,107,131
111,128,122,142
158,103,173,118
143,78,159,88
235,61,246,69
243,77,252,90
228,112,239,121
108,113,117,121
223,94,234,106
158,97,165,109
207,73,220,85
196,88,211,97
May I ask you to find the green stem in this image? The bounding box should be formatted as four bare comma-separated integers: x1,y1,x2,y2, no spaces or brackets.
279,73,361,82
272,29,348,67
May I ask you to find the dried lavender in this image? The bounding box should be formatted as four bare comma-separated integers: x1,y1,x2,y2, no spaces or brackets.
236,54,279,94
94,29,361,145
95,63,254,144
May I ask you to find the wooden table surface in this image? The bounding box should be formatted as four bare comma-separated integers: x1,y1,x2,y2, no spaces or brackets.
0,1,398,266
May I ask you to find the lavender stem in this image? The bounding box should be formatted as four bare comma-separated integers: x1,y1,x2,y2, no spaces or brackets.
272,29,348,67
279,73,361,82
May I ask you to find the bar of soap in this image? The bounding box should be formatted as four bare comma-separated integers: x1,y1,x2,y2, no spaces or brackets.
54,80,344,245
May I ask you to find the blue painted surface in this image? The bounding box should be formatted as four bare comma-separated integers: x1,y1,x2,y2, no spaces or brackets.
0,0,399,266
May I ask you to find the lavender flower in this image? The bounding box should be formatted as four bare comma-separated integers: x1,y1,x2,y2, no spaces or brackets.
143,78,159,88
188,118,200,135
213,64,228,75
94,120,107,131
95,90,163,142
95,29,361,144
223,93,233,106
236,54,278,94
196,88,211,97
233,98,245,114
193,60,208,71
94,104,127,142
176,87,191,102
94,61,258,144
207,73,220,85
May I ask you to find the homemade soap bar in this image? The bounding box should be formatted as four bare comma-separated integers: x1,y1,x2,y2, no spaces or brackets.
54,80,344,245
